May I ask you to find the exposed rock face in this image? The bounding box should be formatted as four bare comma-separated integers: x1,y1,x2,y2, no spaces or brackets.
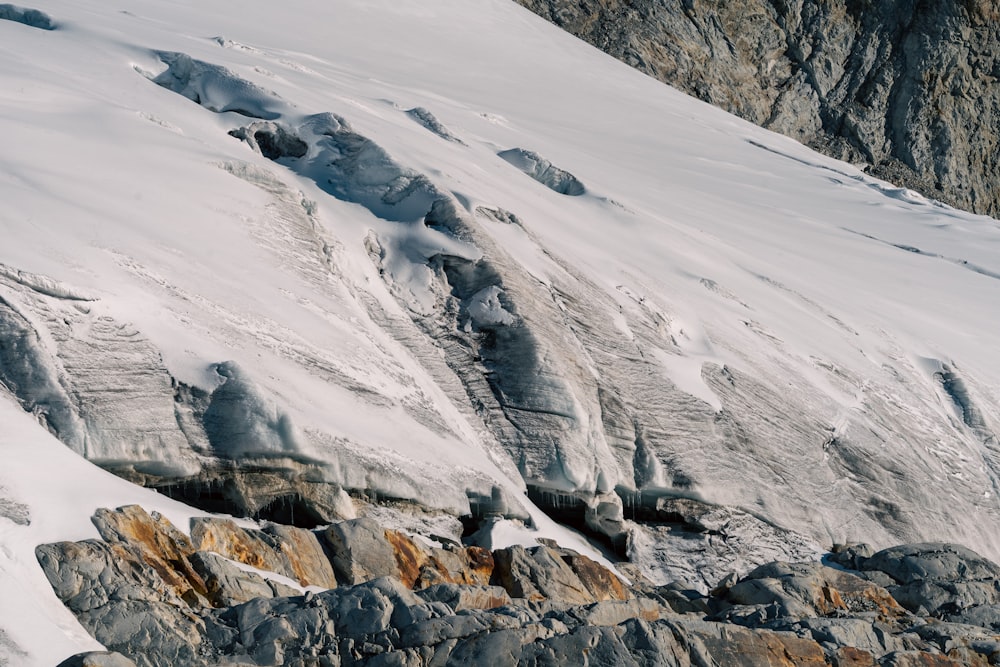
514,0,1000,218
38,507,1000,667
190,516,337,588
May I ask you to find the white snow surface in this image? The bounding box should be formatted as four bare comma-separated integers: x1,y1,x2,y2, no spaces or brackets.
0,400,203,665
2,0,1000,662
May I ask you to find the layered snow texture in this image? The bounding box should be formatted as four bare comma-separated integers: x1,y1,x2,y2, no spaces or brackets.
497,148,586,195
4,0,1000,629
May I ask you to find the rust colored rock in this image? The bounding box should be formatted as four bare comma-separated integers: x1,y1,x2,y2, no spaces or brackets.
424,544,495,588
385,529,433,589
190,517,300,584
815,570,905,618
880,651,970,667
945,648,990,667
91,505,207,606
561,553,629,602
263,524,337,589
682,621,828,666
728,562,906,621
385,529,497,590
831,646,876,667
464,546,494,585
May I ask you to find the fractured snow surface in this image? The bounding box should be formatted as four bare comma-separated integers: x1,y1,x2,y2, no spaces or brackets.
2,0,1000,662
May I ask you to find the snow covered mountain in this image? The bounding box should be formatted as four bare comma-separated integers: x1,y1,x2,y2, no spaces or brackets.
3,0,1000,662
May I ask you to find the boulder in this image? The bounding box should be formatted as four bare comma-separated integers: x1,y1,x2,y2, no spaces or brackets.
322,518,399,585
570,598,669,627
491,545,596,606
36,540,208,667
560,552,630,602
830,646,877,667
668,617,828,666
191,517,330,587
189,550,292,606
859,544,1000,618
722,561,906,623
416,583,512,612
91,505,207,605
262,523,337,588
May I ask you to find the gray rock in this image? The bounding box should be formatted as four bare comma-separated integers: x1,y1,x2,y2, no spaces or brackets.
416,583,513,612
568,598,669,627
949,604,1000,632
860,543,1000,618
42,508,999,667
863,543,1000,586
828,543,876,571
663,617,828,666
55,652,138,667
322,518,399,585
721,561,905,622
36,540,209,667
491,545,595,606
189,551,279,606
517,625,642,666
793,617,905,656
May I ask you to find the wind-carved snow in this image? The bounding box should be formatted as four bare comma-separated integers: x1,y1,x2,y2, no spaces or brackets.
406,107,466,145
228,122,307,160
146,52,282,120
0,4,54,30
203,361,309,460
0,263,93,301
497,148,586,196
0,277,201,478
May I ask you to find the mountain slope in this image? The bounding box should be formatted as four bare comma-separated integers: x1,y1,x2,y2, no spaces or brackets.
3,0,1000,660
516,0,1000,218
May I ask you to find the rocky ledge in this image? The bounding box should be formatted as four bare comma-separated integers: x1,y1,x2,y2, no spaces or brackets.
38,505,1000,666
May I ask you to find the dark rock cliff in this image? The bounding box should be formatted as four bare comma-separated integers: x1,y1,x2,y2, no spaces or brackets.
515,0,1000,218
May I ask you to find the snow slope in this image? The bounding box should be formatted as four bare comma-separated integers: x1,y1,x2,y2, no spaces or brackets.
3,0,1000,660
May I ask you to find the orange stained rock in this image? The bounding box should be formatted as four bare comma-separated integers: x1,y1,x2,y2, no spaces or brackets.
384,529,432,589
831,647,876,667
562,553,629,602
190,518,291,581
465,546,494,585
92,506,207,605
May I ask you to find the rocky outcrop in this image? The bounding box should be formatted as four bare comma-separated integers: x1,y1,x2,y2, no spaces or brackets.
190,516,337,588
39,506,1000,666
515,0,1000,219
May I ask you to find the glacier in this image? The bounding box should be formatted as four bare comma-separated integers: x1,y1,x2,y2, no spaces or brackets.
2,0,1000,662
